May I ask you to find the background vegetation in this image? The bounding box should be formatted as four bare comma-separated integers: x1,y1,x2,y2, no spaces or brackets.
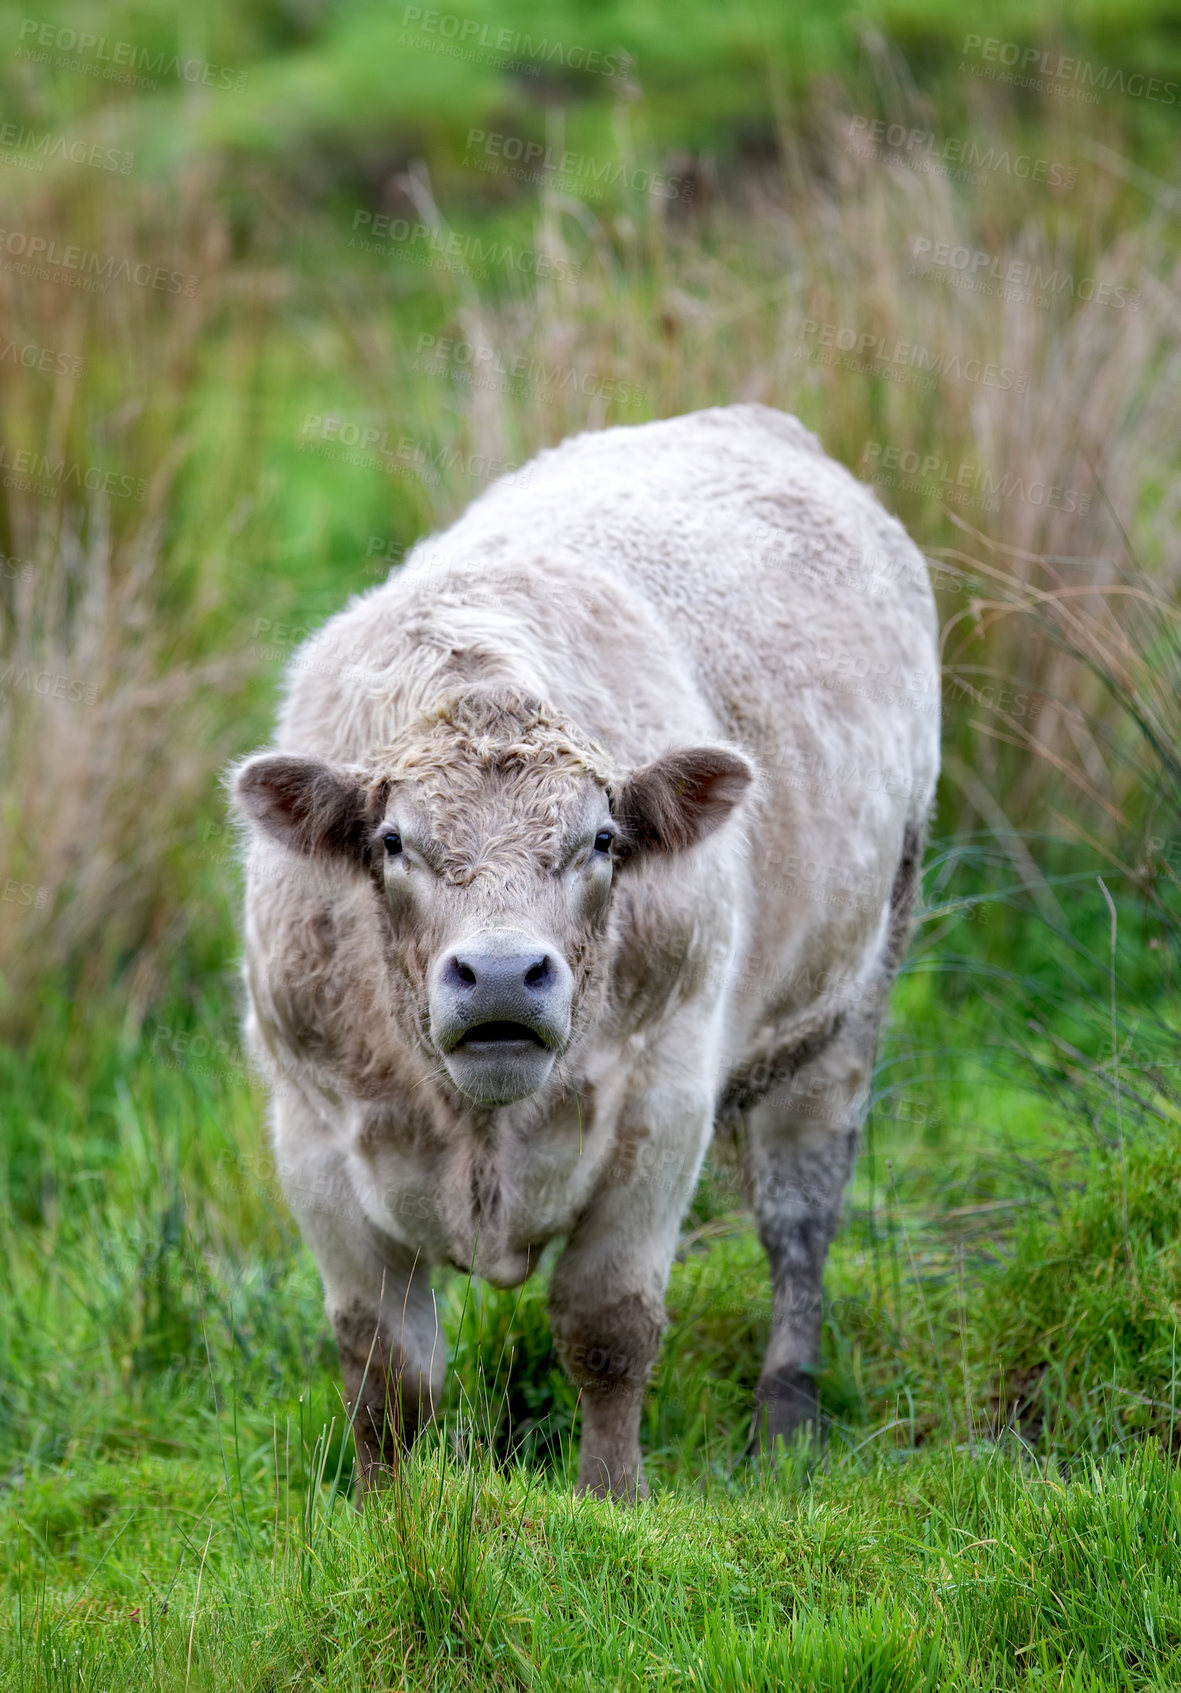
1,0,1180,1685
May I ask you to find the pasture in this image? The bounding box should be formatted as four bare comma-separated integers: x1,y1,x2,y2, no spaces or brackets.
1,0,1180,1685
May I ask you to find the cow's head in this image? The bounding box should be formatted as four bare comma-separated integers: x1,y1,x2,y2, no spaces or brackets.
233,686,752,1108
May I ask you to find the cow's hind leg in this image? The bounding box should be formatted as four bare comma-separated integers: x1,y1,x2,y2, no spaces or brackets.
745,823,924,1451
743,1016,878,1450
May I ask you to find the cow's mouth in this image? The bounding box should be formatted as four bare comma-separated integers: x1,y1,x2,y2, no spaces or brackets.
456,1021,548,1048
440,1016,561,1104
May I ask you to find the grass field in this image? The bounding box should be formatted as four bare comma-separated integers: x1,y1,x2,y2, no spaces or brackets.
2,0,1181,1686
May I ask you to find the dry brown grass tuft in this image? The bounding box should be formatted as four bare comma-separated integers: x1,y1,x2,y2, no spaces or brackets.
0,505,257,1026
0,190,253,1027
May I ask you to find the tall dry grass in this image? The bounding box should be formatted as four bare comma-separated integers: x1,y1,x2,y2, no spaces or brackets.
0,192,259,1026
0,513,255,1026
1,71,1177,1025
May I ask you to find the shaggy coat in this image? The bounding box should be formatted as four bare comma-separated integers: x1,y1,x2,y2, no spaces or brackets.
233,404,940,1497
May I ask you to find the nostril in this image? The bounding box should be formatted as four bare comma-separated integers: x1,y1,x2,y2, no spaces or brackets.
524,956,551,989
449,957,478,988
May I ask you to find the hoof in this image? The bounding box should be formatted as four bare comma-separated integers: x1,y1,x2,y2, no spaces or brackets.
752,1365,818,1455
576,1463,650,1503
352,1456,399,1508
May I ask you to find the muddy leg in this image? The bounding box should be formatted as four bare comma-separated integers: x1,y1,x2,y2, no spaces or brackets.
744,1022,874,1450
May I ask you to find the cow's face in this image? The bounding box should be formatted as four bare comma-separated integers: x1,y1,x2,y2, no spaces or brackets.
233,688,751,1108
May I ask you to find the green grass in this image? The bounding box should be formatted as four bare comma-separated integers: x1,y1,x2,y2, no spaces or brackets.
3,936,1181,1685
7,1439,1181,1691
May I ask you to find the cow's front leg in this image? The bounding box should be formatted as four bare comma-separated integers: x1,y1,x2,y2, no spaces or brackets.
549,1078,713,1500
273,1098,443,1499
329,1261,440,1495
550,1281,665,1500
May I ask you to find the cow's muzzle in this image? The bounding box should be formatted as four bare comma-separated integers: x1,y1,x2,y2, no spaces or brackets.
428,929,573,1104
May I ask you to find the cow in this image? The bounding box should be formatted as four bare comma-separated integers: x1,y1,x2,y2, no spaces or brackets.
231,403,940,1500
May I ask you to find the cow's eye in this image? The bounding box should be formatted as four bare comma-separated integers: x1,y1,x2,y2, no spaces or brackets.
593,830,613,854
383,831,403,857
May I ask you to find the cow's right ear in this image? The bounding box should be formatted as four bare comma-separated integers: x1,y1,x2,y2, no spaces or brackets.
232,755,370,861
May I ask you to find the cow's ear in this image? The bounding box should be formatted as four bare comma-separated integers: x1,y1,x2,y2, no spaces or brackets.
232,755,371,860
613,747,754,859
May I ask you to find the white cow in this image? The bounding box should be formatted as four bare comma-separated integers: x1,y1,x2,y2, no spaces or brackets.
232,404,940,1497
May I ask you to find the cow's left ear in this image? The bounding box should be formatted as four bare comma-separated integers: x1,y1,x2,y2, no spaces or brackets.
613,746,754,859
232,754,373,861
